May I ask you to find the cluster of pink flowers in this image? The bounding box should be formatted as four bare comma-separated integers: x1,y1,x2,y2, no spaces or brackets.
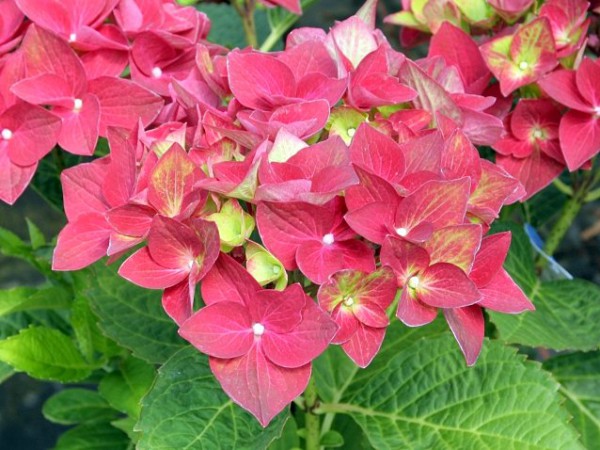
0,0,558,426
388,0,600,198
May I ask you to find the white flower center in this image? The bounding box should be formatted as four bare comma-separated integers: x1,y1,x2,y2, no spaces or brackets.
73,98,83,111
408,276,420,289
272,265,280,275
151,67,163,78
532,129,543,139
322,233,335,245
594,106,600,116
252,323,265,336
395,227,408,237
1,128,13,140
518,61,529,71
343,296,354,307
347,127,356,137
68,33,77,43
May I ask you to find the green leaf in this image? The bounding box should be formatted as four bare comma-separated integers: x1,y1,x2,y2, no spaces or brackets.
0,226,29,258
43,388,119,425
490,279,600,351
268,416,300,450
53,423,129,450
86,264,185,364
0,361,14,383
329,328,582,449
99,355,156,418
110,416,139,442
0,286,72,317
0,326,94,382
137,347,288,450
321,430,344,447
26,218,46,249
197,3,275,49
544,352,600,448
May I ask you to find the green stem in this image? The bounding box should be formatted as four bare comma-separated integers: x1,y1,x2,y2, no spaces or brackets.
233,0,258,48
304,375,320,450
259,0,319,52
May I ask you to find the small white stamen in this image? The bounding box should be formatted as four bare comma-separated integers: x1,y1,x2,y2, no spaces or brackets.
594,106,600,116
252,323,265,336
68,33,77,43
408,276,420,289
322,233,335,245
518,61,529,71
1,128,13,140
395,227,408,237
73,98,83,111
187,259,194,269
532,129,543,139
343,296,354,307
272,265,280,275
151,67,163,78
347,127,356,137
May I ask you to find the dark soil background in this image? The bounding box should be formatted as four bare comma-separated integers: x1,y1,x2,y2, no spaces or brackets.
0,1,599,449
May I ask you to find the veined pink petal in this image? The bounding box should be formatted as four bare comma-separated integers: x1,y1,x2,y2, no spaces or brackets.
539,69,592,112
0,152,36,205
248,284,305,334
380,236,430,286
575,58,600,109
147,216,201,269
162,279,194,326
52,213,111,270
423,224,482,272
201,253,262,306
88,77,164,134
179,301,254,359
470,232,512,288
418,263,481,308
1,102,61,167
54,93,100,156
341,324,386,368
558,110,600,171
296,238,375,285
210,347,311,427
261,296,337,368
349,123,406,184
227,50,296,110
330,306,360,344
10,74,75,107
397,288,438,327
61,157,110,222
443,305,484,366
352,302,389,328
118,247,189,289
344,202,395,245
479,268,534,313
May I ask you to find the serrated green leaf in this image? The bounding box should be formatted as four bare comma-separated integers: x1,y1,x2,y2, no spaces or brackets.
86,264,185,364
53,423,129,450
0,286,72,317
99,356,156,418
110,416,139,442
544,352,600,448
329,328,582,449
489,279,600,351
137,346,288,450
43,388,119,425
0,326,94,382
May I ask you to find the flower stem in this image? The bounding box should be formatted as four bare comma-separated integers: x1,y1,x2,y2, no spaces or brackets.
537,170,595,269
233,0,258,48
304,375,320,450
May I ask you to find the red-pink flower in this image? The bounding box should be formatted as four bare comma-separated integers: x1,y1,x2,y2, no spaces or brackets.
318,268,397,367
180,253,337,426
256,197,375,284
494,99,565,199
538,58,600,170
